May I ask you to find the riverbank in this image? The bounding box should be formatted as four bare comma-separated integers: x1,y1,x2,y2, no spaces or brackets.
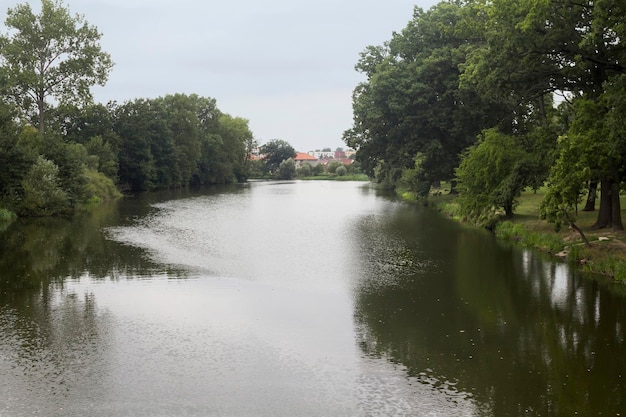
425,187,626,283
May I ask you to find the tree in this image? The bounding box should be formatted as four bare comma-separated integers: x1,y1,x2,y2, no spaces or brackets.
463,0,626,230
217,114,255,181
0,104,36,210
344,2,510,193
543,81,626,232
326,160,343,174
0,0,113,136
540,133,592,244
456,129,534,225
259,139,296,174
277,158,296,180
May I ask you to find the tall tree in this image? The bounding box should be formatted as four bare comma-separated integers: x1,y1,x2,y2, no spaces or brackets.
217,114,256,181
259,139,296,174
344,1,509,193
0,0,113,136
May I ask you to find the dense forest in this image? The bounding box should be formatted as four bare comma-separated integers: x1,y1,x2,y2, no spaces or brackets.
343,0,626,231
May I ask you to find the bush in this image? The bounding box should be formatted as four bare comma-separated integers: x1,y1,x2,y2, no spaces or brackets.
326,161,343,174
20,156,69,216
312,163,325,176
336,165,347,176
83,169,122,203
277,158,296,180
297,163,312,177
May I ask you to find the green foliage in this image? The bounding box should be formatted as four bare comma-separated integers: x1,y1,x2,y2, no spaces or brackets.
296,163,312,178
20,156,69,216
344,1,510,187
277,158,296,180
260,139,296,174
110,94,250,190
456,129,532,223
247,159,266,179
0,122,36,210
539,134,590,231
0,0,113,135
326,161,343,174
335,165,347,176
84,135,118,180
82,169,122,203
495,221,565,254
0,208,16,223
397,153,432,198
312,163,325,176
40,136,90,205
217,114,256,182
583,254,626,283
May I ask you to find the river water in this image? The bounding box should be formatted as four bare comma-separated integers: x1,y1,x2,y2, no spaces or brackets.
1,181,625,416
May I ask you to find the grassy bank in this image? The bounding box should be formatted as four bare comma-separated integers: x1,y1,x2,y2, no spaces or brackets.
427,187,626,283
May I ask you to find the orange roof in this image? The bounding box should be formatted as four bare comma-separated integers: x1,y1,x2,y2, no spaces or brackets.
295,152,318,161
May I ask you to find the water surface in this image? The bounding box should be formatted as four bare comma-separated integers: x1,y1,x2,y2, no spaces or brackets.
1,181,625,416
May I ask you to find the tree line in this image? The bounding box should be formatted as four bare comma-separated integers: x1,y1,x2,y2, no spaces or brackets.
0,0,261,218
344,0,626,232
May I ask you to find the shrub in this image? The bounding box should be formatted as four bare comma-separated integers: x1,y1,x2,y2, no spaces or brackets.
277,158,296,180
20,156,69,216
312,163,325,176
297,163,312,177
83,169,122,202
326,161,343,174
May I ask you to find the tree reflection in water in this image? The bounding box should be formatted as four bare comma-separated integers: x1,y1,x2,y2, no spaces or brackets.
0,199,188,413
351,205,626,416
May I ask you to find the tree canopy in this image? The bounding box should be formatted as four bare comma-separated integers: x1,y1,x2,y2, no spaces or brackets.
0,1,260,217
345,0,626,230
0,0,113,136
259,139,296,175
344,1,510,193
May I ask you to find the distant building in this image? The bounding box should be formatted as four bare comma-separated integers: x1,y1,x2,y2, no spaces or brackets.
294,152,319,167
308,150,335,160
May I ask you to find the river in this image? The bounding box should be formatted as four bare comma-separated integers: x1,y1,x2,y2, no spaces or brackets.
1,180,625,416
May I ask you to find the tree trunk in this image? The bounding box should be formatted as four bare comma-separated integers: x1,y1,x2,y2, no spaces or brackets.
611,181,624,231
504,202,514,219
591,180,612,229
582,180,597,211
449,179,458,194
569,221,591,246
38,97,45,137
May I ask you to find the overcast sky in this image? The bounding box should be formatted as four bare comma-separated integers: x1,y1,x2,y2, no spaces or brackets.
3,0,438,152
